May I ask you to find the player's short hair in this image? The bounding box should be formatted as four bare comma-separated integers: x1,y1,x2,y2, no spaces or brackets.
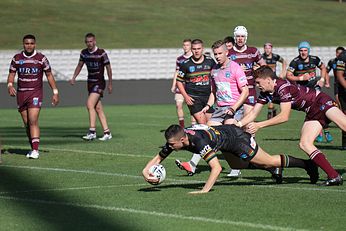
183,39,192,43
336,46,345,52
223,36,234,45
85,33,96,39
23,34,36,42
254,66,277,80
211,40,226,50
164,125,185,140
264,42,273,48
191,39,203,46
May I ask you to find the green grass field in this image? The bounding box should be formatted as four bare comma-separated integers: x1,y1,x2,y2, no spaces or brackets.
0,105,345,231
0,0,345,49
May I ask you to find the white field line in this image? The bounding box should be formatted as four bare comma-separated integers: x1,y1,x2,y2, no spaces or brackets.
5,146,346,168
0,183,148,195
1,164,345,193
4,145,159,159
0,195,310,231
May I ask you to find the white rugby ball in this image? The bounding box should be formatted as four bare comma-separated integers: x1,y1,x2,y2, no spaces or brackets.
148,164,166,185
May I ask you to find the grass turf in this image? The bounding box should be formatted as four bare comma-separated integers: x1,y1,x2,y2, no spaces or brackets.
0,0,345,49
0,105,345,231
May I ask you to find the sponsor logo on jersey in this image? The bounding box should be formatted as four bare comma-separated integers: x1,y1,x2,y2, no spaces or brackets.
200,144,212,157
18,67,39,74
19,60,24,65
189,66,196,72
326,101,333,106
250,136,257,149
298,64,304,70
248,96,255,104
279,91,292,100
320,105,325,111
184,129,196,135
204,65,211,69
230,55,237,60
225,72,230,78
33,97,39,106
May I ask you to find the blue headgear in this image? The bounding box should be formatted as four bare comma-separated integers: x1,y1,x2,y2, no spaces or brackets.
298,41,310,54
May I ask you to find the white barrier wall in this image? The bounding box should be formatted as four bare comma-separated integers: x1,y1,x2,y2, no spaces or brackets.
0,47,342,82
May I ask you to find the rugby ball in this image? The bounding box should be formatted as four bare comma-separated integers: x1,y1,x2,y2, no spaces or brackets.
148,164,166,185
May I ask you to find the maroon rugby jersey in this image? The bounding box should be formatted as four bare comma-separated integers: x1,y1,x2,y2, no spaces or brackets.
228,46,262,87
257,78,318,113
79,47,110,83
9,50,51,92
176,54,192,71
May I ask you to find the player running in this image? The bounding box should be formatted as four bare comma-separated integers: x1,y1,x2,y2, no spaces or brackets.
7,34,59,159
287,41,332,143
262,42,287,119
237,66,345,186
70,33,113,141
170,39,196,128
143,124,319,194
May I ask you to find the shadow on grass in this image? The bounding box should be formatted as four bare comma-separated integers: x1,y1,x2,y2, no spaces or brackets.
138,175,313,192
0,126,123,146
0,167,140,231
263,138,300,142
315,145,345,151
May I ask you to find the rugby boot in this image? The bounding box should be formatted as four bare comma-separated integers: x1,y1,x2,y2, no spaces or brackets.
324,131,333,143
99,133,112,141
28,150,39,159
305,160,319,184
26,150,32,158
321,175,343,186
227,169,242,177
175,159,195,176
315,132,323,143
271,167,283,184
82,132,96,141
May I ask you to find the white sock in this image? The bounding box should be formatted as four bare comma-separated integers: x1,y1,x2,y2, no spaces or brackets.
189,154,202,171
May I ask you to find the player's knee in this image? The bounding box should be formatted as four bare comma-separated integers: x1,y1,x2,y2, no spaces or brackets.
299,140,309,151
95,105,102,113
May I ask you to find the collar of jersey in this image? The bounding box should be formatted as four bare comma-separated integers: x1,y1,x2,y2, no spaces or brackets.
22,50,37,58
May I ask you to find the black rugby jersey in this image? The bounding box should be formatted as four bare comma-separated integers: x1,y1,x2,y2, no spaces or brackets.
177,55,216,97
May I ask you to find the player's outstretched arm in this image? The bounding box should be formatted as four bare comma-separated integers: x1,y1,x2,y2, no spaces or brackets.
189,156,222,194
46,71,59,106
237,103,264,128
7,72,16,96
253,101,291,131
70,61,84,85
142,154,164,183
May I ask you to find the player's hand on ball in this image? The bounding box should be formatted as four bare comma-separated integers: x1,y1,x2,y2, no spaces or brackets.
146,175,160,185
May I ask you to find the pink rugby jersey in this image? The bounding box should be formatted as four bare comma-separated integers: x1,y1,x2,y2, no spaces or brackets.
211,60,248,107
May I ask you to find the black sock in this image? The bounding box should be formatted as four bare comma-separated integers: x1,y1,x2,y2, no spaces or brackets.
247,163,276,174
342,131,346,147
280,154,306,169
